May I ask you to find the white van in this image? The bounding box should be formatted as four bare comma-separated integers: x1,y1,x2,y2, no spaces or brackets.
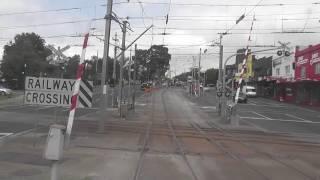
242,86,257,97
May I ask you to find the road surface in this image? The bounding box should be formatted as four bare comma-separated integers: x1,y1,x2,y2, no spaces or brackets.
0,88,320,180
198,88,320,136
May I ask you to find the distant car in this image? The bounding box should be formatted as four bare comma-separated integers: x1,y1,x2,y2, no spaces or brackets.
0,86,13,96
234,92,247,103
204,84,215,91
141,83,151,91
242,86,257,97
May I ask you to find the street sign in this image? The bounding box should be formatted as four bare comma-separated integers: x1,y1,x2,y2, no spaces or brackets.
24,77,93,108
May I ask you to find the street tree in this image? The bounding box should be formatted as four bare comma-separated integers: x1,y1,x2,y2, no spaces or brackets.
1,32,51,89
134,45,171,82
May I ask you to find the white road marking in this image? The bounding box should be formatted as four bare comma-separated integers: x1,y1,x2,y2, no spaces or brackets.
240,119,268,132
248,102,256,105
0,128,36,142
285,114,311,122
251,111,272,120
249,99,283,107
0,133,13,139
240,116,319,123
36,106,57,110
200,106,216,109
62,108,69,112
239,104,286,107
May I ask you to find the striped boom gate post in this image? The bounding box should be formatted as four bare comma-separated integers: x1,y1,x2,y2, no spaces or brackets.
79,80,93,108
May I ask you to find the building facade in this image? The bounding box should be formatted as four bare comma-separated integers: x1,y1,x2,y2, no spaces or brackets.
253,56,273,97
294,44,320,106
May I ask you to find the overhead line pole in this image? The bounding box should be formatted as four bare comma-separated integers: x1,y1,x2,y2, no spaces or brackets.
99,0,113,132
115,25,153,60
112,33,118,107
217,34,224,116
198,48,201,96
132,44,138,109
119,21,127,117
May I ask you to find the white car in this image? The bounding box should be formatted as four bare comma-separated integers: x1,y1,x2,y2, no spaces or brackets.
242,86,257,97
0,86,13,96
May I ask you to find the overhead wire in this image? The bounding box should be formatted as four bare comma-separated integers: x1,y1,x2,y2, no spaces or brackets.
0,7,81,17
112,1,317,7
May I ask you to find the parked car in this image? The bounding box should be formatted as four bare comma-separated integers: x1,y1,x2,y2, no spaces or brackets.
0,86,13,96
242,86,257,97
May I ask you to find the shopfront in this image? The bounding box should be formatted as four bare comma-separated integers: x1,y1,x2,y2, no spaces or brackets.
294,44,320,106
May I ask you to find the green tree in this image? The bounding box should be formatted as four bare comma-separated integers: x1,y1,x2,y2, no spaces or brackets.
134,45,171,82
64,55,80,79
1,33,51,89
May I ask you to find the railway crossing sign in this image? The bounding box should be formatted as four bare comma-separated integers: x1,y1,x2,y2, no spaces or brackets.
24,77,93,108
46,45,71,65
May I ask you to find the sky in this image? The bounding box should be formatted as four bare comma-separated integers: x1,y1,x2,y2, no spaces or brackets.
0,0,320,75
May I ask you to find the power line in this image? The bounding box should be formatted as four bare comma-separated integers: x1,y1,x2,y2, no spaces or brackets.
0,7,81,17
0,18,104,30
121,11,320,19
112,1,316,7
121,16,320,22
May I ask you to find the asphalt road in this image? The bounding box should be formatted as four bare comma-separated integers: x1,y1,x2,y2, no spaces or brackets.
0,88,320,180
195,88,320,136
1,88,320,180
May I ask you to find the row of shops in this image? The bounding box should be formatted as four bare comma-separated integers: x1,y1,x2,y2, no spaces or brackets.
256,77,320,106
254,44,320,107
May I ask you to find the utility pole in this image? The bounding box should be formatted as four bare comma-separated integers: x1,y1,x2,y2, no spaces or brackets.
198,48,202,96
132,44,137,109
112,33,118,107
192,56,196,96
112,33,118,81
128,48,132,105
217,34,224,116
100,0,113,131
119,21,127,117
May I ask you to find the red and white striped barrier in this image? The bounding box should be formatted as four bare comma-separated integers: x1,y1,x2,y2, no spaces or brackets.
235,16,255,103
65,31,90,143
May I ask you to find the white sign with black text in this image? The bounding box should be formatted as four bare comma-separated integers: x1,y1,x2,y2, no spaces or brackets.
24,77,93,108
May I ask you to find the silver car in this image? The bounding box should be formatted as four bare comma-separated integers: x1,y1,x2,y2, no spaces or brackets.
0,86,13,96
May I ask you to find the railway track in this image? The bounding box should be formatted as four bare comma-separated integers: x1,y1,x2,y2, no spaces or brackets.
161,90,199,180
132,90,155,180
71,89,320,179
74,120,320,151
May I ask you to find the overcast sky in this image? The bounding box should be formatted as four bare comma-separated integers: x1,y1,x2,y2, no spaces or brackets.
1,0,320,75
